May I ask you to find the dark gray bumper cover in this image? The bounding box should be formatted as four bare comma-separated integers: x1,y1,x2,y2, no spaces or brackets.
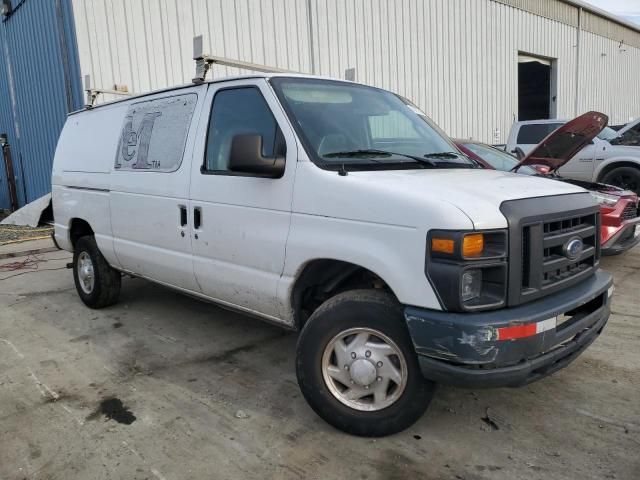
405,270,612,388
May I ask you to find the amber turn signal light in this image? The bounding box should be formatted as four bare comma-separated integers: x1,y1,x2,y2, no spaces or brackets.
462,234,484,257
431,238,455,255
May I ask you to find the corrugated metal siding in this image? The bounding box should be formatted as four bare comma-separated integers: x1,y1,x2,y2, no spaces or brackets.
578,30,640,123
72,0,311,103
494,0,640,48
492,0,578,26
0,0,83,209
309,0,581,142
0,17,20,209
582,11,640,49
73,0,640,146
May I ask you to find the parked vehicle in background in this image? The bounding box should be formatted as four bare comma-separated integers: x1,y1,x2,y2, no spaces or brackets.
612,117,640,147
456,112,640,255
506,118,640,194
53,74,613,437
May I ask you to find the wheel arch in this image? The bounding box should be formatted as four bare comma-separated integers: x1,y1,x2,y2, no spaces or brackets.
291,258,399,330
68,218,95,249
595,159,640,183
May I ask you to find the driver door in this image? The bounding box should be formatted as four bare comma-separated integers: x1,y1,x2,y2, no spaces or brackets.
188,79,298,321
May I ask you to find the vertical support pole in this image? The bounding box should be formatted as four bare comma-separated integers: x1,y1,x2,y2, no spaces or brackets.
575,7,582,117
55,0,74,112
1,135,19,212
306,0,316,74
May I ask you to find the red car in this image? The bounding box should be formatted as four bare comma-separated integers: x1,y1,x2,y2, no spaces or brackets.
455,112,640,255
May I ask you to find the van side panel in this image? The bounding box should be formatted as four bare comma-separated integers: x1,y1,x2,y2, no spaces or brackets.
108,88,205,291
52,104,129,265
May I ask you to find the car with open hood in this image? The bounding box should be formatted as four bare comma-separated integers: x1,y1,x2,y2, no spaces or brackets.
456,112,640,255
506,115,640,195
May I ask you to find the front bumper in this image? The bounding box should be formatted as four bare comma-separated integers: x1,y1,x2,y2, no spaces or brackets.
602,217,640,255
405,270,612,388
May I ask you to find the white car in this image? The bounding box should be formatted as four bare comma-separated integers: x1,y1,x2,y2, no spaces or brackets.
52,74,613,436
506,118,640,194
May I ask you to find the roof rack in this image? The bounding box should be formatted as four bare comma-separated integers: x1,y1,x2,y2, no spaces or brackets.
191,35,296,84
84,75,132,108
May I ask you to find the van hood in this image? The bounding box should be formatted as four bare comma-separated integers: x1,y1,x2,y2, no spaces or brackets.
343,168,587,229
516,111,608,173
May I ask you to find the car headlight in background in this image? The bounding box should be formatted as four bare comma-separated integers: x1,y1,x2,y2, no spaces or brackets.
590,191,619,207
426,230,508,312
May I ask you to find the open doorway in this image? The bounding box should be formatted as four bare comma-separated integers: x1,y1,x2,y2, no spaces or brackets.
518,54,557,121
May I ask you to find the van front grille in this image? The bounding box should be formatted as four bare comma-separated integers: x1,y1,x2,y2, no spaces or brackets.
538,213,598,289
501,194,601,307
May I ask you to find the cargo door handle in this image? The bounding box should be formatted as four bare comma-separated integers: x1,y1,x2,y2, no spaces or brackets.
194,207,202,230
179,205,187,227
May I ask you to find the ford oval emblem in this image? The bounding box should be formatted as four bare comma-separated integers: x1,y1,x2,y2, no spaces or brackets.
563,237,584,260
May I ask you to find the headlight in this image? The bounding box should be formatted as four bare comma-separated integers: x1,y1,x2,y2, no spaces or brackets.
426,230,508,312
461,269,482,301
590,191,619,207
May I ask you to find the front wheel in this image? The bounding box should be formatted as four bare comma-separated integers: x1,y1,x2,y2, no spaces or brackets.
296,290,435,437
601,166,640,195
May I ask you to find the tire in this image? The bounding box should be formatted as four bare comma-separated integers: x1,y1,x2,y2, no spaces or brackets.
296,289,436,437
72,236,121,308
601,166,640,195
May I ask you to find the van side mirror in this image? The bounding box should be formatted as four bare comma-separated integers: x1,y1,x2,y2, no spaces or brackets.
228,133,285,178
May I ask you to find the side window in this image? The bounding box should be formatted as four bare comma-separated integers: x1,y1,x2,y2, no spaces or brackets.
204,87,278,172
517,123,563,144
115,93,197,172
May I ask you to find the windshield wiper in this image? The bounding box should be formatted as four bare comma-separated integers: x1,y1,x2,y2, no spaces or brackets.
323,149,437,167
423,151,463,160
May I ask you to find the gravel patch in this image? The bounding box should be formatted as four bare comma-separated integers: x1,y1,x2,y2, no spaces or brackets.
0,224,53,245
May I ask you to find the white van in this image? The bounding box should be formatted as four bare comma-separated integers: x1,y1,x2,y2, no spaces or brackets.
53,74,613,436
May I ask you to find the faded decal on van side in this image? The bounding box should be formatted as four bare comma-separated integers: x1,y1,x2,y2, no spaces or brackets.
115,93,197,172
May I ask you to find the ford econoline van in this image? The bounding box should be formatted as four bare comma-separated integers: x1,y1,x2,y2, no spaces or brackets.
53,74,613,436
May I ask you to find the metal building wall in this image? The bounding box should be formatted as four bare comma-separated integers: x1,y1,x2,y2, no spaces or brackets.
72,0,311,102
308,0,581,143
0,0,84,210
578,30,640,124
72,0,640,145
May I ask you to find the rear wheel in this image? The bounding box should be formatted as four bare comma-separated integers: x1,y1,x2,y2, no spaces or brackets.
296,290,435,437
601,166,640,195
73,236,121,308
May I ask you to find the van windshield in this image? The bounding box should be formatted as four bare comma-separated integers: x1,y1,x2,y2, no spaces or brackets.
270,77,475,171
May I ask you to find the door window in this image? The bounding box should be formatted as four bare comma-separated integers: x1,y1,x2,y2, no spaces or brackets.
204,87,278,172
